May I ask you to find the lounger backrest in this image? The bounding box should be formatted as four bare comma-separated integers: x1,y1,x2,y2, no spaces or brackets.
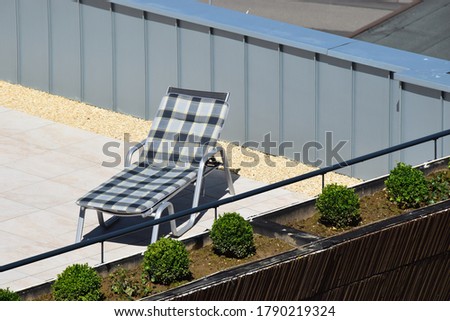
144,92,229,167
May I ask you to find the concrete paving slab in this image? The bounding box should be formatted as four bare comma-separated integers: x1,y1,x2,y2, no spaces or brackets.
0,198,38,222
4,150,98,180
1,180,88,210
0,110,53,136
9,122,96,151
0,167,44,193
0,106,309,292
0,135,49,165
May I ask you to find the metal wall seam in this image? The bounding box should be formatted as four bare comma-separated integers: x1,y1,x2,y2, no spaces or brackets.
47,0,52,93
176,18,181,88
78,0,84,101
440,92,445,158
244,35,249,143
314,52,320,167
111,1,117,112
143,10,150,120
278,44,284,145
399,81,405,163
209,27,214,92
350,62,356,177
15,0,21,84
388,71,393,170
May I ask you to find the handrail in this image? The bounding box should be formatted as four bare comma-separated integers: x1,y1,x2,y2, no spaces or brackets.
1,128,450,273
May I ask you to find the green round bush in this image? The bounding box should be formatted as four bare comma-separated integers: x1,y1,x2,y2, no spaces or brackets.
142,238,191,285
210,212,255,258
0,288,21,301
52,263,103,301
316,184,361,228
385,162,429,209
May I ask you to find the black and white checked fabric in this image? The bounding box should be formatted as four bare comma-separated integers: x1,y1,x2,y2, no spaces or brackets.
77,93,229,215
144,93,228,167
76,164,197,214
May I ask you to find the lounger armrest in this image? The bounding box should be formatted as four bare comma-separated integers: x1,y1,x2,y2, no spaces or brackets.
125,139,146,167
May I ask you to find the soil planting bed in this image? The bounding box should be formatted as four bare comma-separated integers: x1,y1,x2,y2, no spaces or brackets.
286,166,450,238
30,234,294,301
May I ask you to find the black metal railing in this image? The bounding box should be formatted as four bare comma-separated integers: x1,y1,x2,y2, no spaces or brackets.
1,129,450,273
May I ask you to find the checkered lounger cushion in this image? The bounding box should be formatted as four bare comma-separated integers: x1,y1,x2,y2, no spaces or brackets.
77,92,229,215
76,164,197,214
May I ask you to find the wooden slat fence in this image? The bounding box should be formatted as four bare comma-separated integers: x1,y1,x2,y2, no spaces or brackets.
165,204,449,300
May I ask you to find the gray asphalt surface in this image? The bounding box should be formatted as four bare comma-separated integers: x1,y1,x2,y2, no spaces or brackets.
201,0,417,36
201,0,450,61
356,0,450,61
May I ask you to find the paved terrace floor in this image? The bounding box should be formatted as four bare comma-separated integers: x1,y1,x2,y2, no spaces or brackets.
0,106,309,292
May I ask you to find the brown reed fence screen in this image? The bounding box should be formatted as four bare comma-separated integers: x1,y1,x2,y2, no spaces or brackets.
169,205,449,301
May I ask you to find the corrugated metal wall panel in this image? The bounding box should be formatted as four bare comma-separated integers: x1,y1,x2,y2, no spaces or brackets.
316,55,353,175
145,12,178,119
178,21,211,90
401,84,443,165
80,0,113,109
0,0,449,179
352,65,391,179
444,94,450,156
281,47,316,164
17,0,49,91
246,37,280,146
0,0,18,83
49,0,81,100
212,30,246,142
113,4,146,118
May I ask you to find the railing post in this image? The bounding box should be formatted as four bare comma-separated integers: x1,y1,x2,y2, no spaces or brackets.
434,138,438,160
101,241,105,264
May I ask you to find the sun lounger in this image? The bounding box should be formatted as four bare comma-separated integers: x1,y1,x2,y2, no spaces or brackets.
75,87,235,243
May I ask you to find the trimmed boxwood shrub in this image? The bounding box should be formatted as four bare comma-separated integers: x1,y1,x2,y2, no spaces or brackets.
51,263,103,301
385,162,429,209
0,288,21,301
142,238,191,285
316,184,361,228
210,212,255,258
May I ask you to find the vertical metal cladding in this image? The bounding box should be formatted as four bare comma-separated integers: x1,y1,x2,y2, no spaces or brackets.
0,0,449,179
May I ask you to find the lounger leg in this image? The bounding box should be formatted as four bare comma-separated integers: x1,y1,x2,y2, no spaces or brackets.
151,202,174,244
170,168,204,237
75,207,86,243
97,211,119,228
201,176,206,197
97,211,105,226
219,147,235,195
